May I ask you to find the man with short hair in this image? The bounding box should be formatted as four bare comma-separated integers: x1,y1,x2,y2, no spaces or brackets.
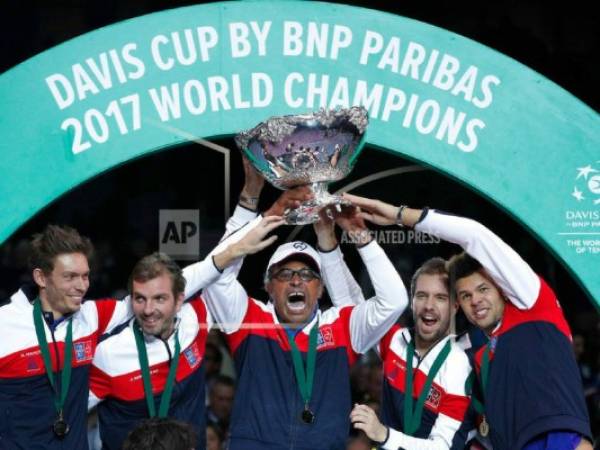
0,225,136,449
343,193,593,450
323,244,471,449
88,165,310,449
204,207,407,450
89,251,213,449
0,158,267,449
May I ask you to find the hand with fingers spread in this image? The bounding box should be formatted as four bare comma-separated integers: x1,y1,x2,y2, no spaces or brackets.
239,155,265,211
350,404,388,444
213,216,285,270
264,185,315,217
313,207,337,251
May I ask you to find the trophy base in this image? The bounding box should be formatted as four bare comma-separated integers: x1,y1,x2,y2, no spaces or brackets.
284,183,351,225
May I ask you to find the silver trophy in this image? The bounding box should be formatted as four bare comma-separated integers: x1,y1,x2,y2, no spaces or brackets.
235,107,368,224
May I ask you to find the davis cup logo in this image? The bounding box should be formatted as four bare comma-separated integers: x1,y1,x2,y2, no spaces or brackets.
571,162,600,205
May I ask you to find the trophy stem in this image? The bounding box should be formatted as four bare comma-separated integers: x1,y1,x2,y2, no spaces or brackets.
310,182,336,204
284,182,351,225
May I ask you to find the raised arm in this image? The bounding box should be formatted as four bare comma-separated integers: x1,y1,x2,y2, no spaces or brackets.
333,207,408,353
344,193,539,310
202,187,315,333
223,155,265,237
415,210,539,309
203,216,285,333
182,205,258,299
314,209,365,307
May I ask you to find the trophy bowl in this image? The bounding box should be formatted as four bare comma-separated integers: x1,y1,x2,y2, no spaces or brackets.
235,107,368,224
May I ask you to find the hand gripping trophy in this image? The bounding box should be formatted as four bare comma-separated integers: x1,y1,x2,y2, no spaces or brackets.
235,106,368,224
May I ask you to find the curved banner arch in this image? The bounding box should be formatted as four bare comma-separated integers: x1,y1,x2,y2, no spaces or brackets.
0,1,598,303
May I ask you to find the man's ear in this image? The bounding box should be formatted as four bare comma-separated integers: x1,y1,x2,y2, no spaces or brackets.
265,281,273,299
32,268,47,289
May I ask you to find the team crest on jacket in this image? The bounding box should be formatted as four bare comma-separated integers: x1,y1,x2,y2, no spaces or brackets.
317,326,334,349
425,385,442,409
73,340,93,362
184,343,201,368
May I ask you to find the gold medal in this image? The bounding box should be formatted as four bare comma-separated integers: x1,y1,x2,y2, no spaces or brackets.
478,416,489,437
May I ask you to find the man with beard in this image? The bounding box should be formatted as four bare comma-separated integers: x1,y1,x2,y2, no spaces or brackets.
0,157,269,450
203,207,407,450
87,168,314,449
342,193,593,450
325,251,471,449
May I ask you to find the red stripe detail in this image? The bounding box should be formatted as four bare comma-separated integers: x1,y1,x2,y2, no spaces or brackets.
496,277,572,340
226,298,281,354
0,332,99,378
379,324,402,361
190,296,208,324
475,277,572,369
383,348,469,420
90,364,111,400
227,300,357,365
95,298,118,335
338,306,359,366
100,328,208,402
439,391,470,422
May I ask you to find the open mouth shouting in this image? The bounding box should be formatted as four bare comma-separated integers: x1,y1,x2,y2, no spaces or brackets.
286,291,307,313
418,314,440,333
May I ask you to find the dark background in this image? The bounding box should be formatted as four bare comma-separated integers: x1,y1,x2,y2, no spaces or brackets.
1,0,599,435
1,0,597,312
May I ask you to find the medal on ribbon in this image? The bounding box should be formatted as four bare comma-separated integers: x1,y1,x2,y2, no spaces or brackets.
287,320,319,424
33,299,73,439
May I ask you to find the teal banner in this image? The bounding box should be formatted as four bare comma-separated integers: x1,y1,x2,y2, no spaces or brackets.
0,2,598,303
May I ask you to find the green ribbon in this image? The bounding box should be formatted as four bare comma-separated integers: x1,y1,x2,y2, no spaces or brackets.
32,299,73,415
403,339,452,436
465,342,491,415
133,323,180,418
287,320,319,412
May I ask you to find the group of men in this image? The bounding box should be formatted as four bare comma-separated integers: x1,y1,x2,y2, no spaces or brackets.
0,157,593,450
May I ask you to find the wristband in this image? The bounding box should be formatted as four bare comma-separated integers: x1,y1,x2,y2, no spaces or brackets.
395,205,408,227
239,194,259,211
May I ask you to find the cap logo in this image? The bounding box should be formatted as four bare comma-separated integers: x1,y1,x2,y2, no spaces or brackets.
293,242,308,250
